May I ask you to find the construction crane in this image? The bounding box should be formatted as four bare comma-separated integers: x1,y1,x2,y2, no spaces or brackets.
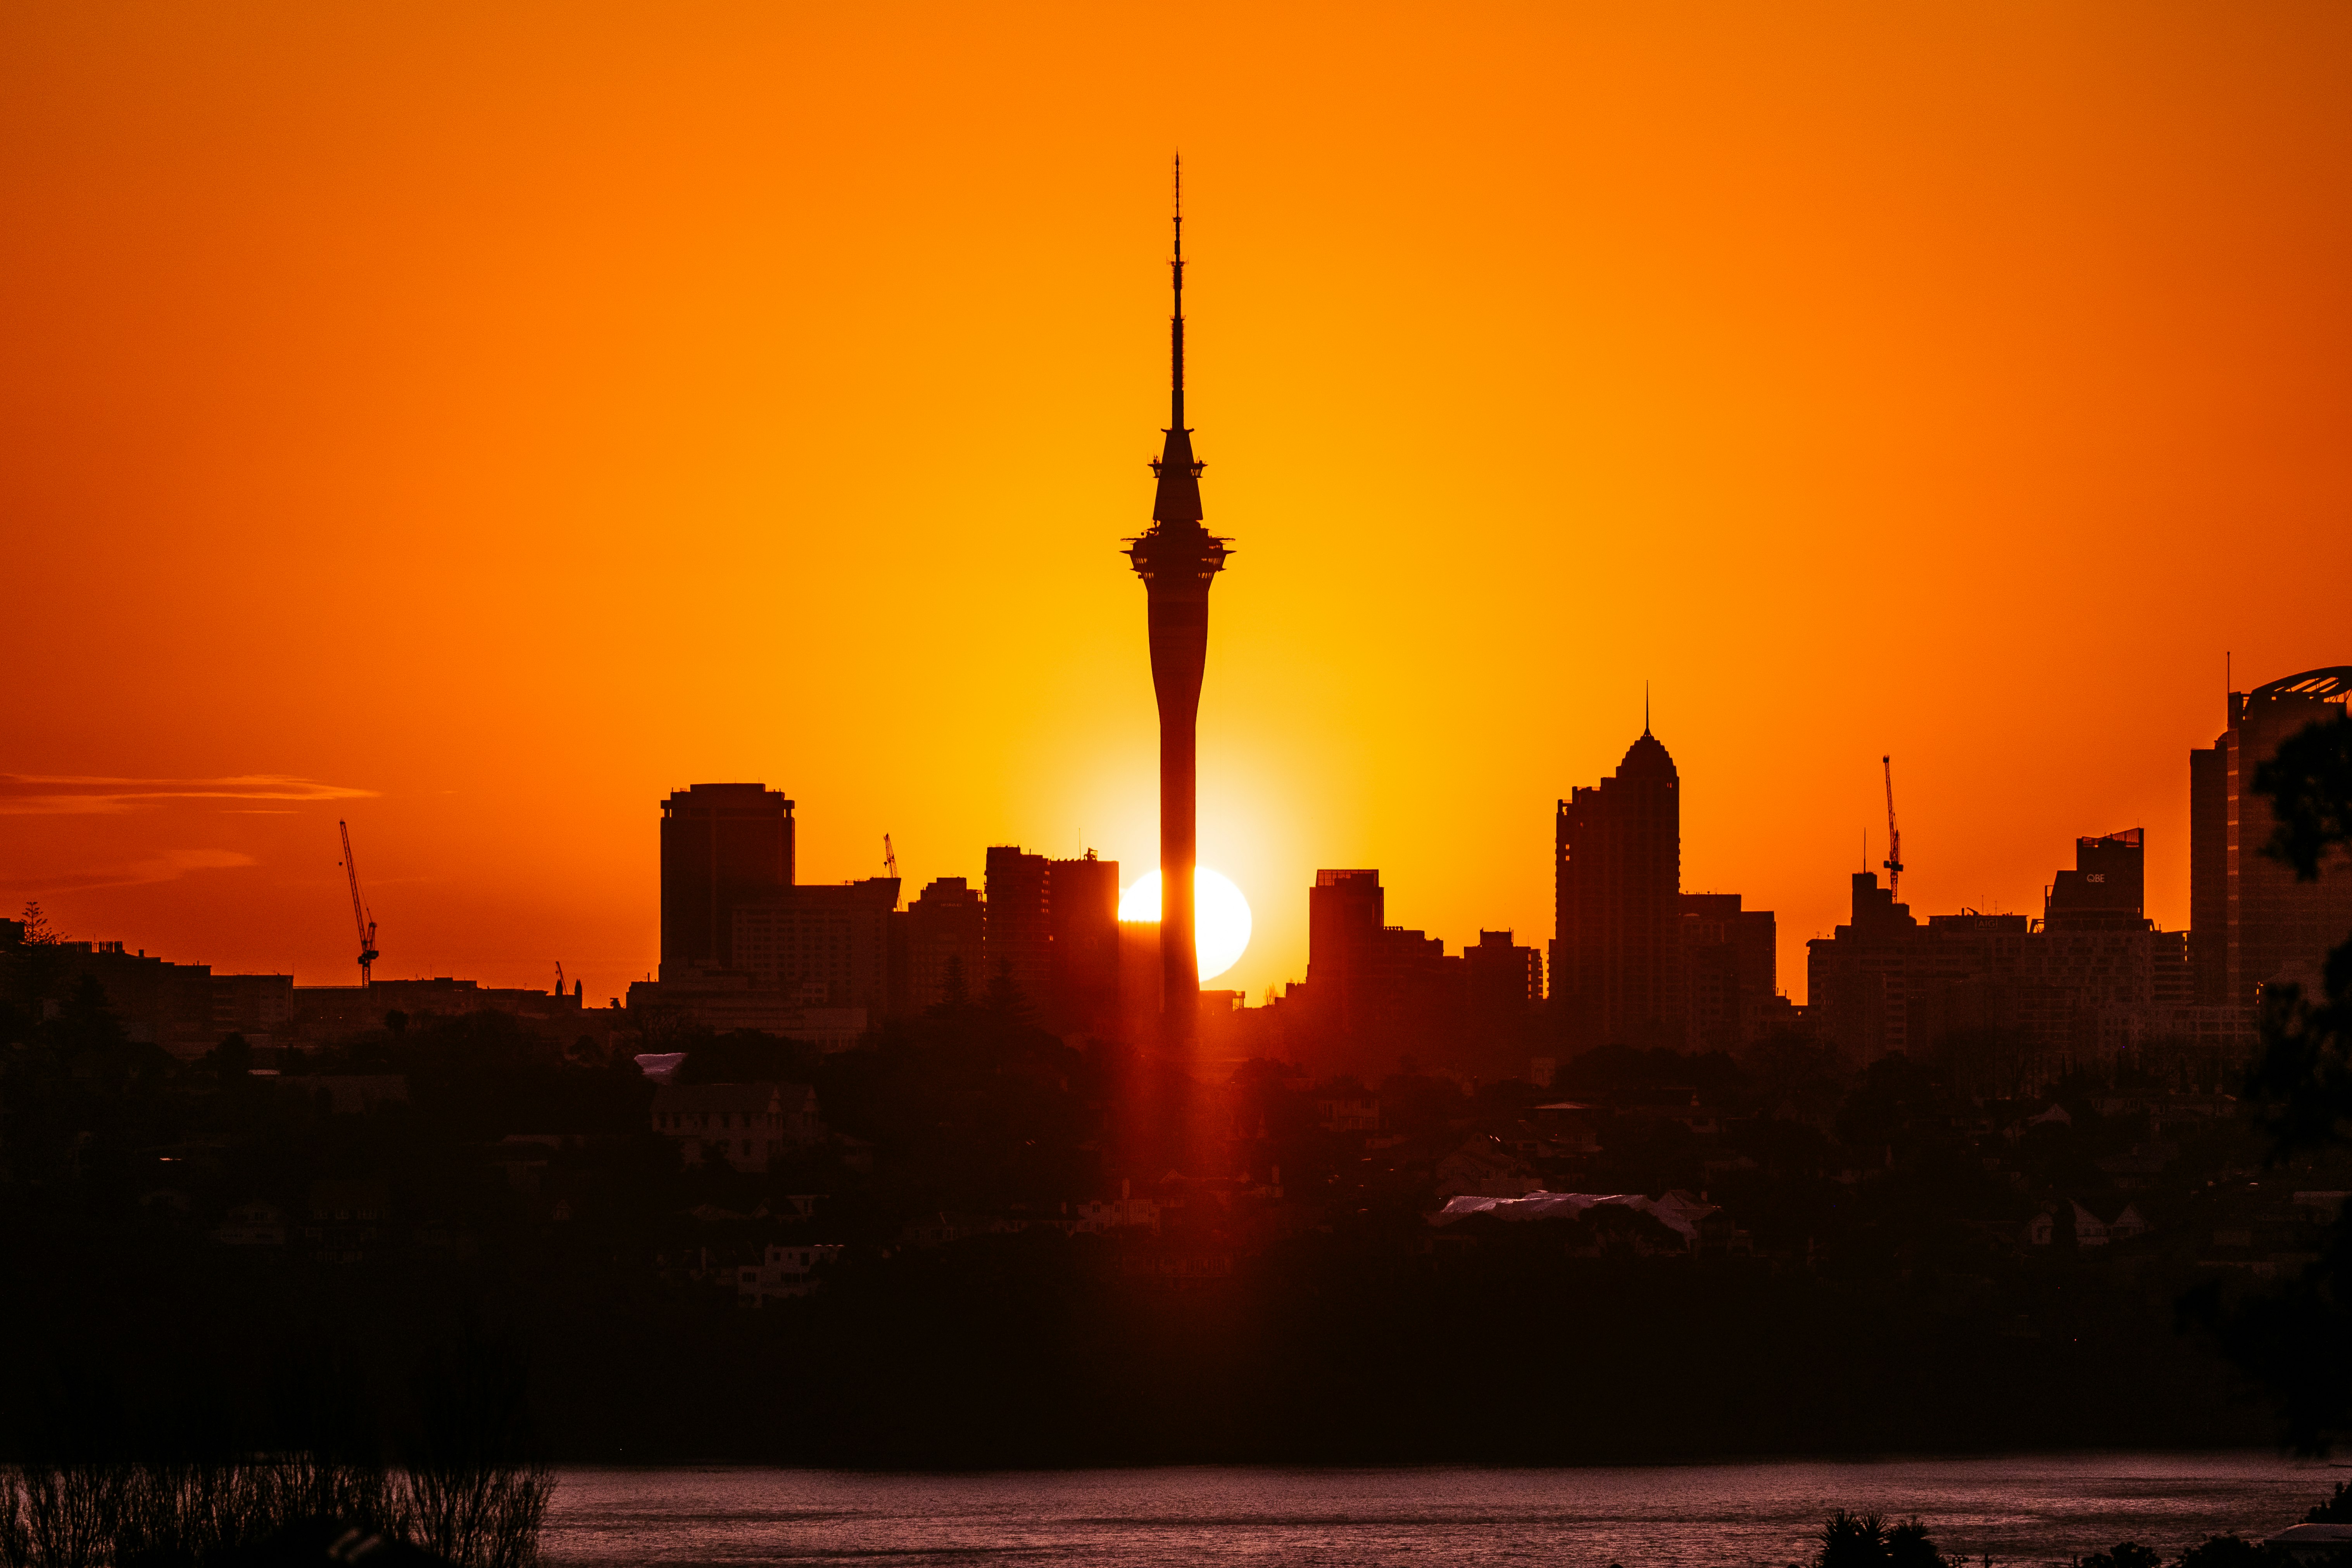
338,820,380,986
882,833,899,880
1881,756,1905,902
555,961,566,998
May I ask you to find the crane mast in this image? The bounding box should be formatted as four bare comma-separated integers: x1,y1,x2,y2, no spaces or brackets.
882,834,899,881
338,819,380,986
1880,756,1905,902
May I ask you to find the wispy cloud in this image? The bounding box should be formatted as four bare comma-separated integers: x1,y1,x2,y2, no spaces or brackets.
31,849,262,892
0,775,376,815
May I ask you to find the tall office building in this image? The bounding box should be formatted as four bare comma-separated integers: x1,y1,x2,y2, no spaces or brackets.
2191,666,2352,1007
2045,829,2145,931
659,783,795,977
1125,166,1230,1052
1554,726,1683,1050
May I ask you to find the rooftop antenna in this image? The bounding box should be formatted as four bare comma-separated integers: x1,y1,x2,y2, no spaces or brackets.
1644,680,1651,735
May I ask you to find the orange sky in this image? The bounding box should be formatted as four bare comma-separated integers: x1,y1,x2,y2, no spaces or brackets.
6,3,2351,1008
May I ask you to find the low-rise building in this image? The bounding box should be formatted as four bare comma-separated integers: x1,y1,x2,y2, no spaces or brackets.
651,1081,823,1172
278,1075,409,1116
1074,1181,1161,1235
1434,1135,1544,1200
302,1179,388,1264
214,1202,286,1246
737,1242,843,1306
1314,1094,1380,1133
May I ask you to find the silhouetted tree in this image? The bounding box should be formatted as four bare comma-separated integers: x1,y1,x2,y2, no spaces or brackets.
2309,1480,2352,1522
1817,1511,1886,1568
1815,1512,1953,1568
934,954,969,1011
210,1032,254,1086
2179,1534,2284,1568
983,961,1034,1027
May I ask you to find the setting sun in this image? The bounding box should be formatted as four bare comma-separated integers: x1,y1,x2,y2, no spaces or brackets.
1118,868,1252,983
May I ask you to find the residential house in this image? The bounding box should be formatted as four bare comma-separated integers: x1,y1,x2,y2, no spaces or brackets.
651,1081,823,1173
1315,1094,1380,1133
1434,1135,1544,1200
737,1243,843,1306
1074,1180,1161,1235
302,1179,388,1264
214,1202,285,1247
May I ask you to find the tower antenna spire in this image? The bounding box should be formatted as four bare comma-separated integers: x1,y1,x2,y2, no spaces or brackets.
1171,153,1184,431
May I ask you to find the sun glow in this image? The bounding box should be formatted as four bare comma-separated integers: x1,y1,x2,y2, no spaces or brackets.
1118,867,1252,983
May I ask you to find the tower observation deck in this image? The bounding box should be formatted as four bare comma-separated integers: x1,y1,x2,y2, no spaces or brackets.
1126,158,1232,1051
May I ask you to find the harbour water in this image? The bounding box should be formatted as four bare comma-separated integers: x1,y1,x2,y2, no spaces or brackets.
542,1452,2340,1567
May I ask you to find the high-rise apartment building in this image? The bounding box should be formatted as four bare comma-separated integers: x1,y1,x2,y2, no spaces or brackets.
1290,868,1455,1072
1554,726,1682,1050
905,877,985,1010
1047,852,1122,1038
729,878,900,1012
975,847,1123,1033
1678,894,1776,1052
2190,666,2352,1007
1806,873,1922,1061
1464,930,1543,1018
659,783,795,977
1814,829,2204,1084
983,846,1053,1009
1306,869,1385,1010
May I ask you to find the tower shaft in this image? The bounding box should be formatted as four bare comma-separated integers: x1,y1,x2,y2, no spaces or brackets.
1127,157,1229,1053
1149,584,1208,1043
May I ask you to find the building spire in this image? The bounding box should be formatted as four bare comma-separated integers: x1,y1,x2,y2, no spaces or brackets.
1149,153,1204,525
1171,153,1184,433
1645,680,1651,735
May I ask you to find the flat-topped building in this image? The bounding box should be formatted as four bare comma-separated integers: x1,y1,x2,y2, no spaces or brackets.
659,783,795,978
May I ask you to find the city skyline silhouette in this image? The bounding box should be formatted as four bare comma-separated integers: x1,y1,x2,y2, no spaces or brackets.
17,8,2352,1539
5,7,2351,1009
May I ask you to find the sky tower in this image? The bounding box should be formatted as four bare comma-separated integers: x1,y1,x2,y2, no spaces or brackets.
1126,160,1230,1052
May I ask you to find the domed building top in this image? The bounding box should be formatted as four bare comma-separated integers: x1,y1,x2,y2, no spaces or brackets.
1616,727,1678,781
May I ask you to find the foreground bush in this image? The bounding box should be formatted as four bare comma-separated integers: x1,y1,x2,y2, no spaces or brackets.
1815,1511,1956,1568
0,1455,551,1568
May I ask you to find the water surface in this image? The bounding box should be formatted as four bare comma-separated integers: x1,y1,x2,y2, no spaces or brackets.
544,1454,2339,1566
